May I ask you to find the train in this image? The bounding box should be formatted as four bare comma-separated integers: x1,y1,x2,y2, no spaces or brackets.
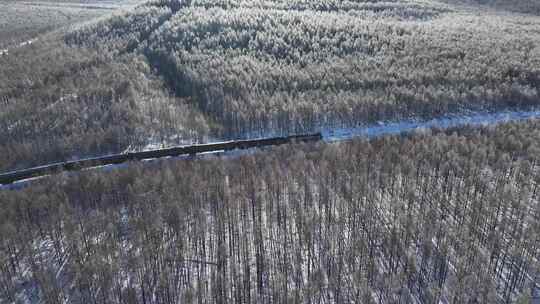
0,133,322,185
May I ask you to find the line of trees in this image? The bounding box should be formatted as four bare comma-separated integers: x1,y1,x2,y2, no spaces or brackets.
1,119,540,303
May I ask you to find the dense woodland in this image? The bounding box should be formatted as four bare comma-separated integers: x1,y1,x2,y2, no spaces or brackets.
1,119,540,303
441,0,540,15
67,0,540,138
2,0,540,171
0,38,210,172
3,0,540,303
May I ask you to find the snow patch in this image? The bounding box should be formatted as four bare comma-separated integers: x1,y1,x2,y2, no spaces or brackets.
322,109,540,142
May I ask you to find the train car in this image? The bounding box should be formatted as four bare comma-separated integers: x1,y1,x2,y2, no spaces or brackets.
287,133,323,143
0,163,64,185
0,154,130,185
0,133,323,185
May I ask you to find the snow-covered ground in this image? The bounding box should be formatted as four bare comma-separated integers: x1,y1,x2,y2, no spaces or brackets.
321,109,540,142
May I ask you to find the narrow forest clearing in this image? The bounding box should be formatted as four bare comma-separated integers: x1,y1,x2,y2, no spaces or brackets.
2,108,540,189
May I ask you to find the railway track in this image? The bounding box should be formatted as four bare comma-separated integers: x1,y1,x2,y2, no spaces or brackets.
3,108,540,188
0,133,322,185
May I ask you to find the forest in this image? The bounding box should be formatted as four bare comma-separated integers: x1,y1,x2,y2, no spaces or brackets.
440,0,540,15
2,0,540,303
1,119,540,303
0,37,209,172
67,0,540,137
2,0,540,172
